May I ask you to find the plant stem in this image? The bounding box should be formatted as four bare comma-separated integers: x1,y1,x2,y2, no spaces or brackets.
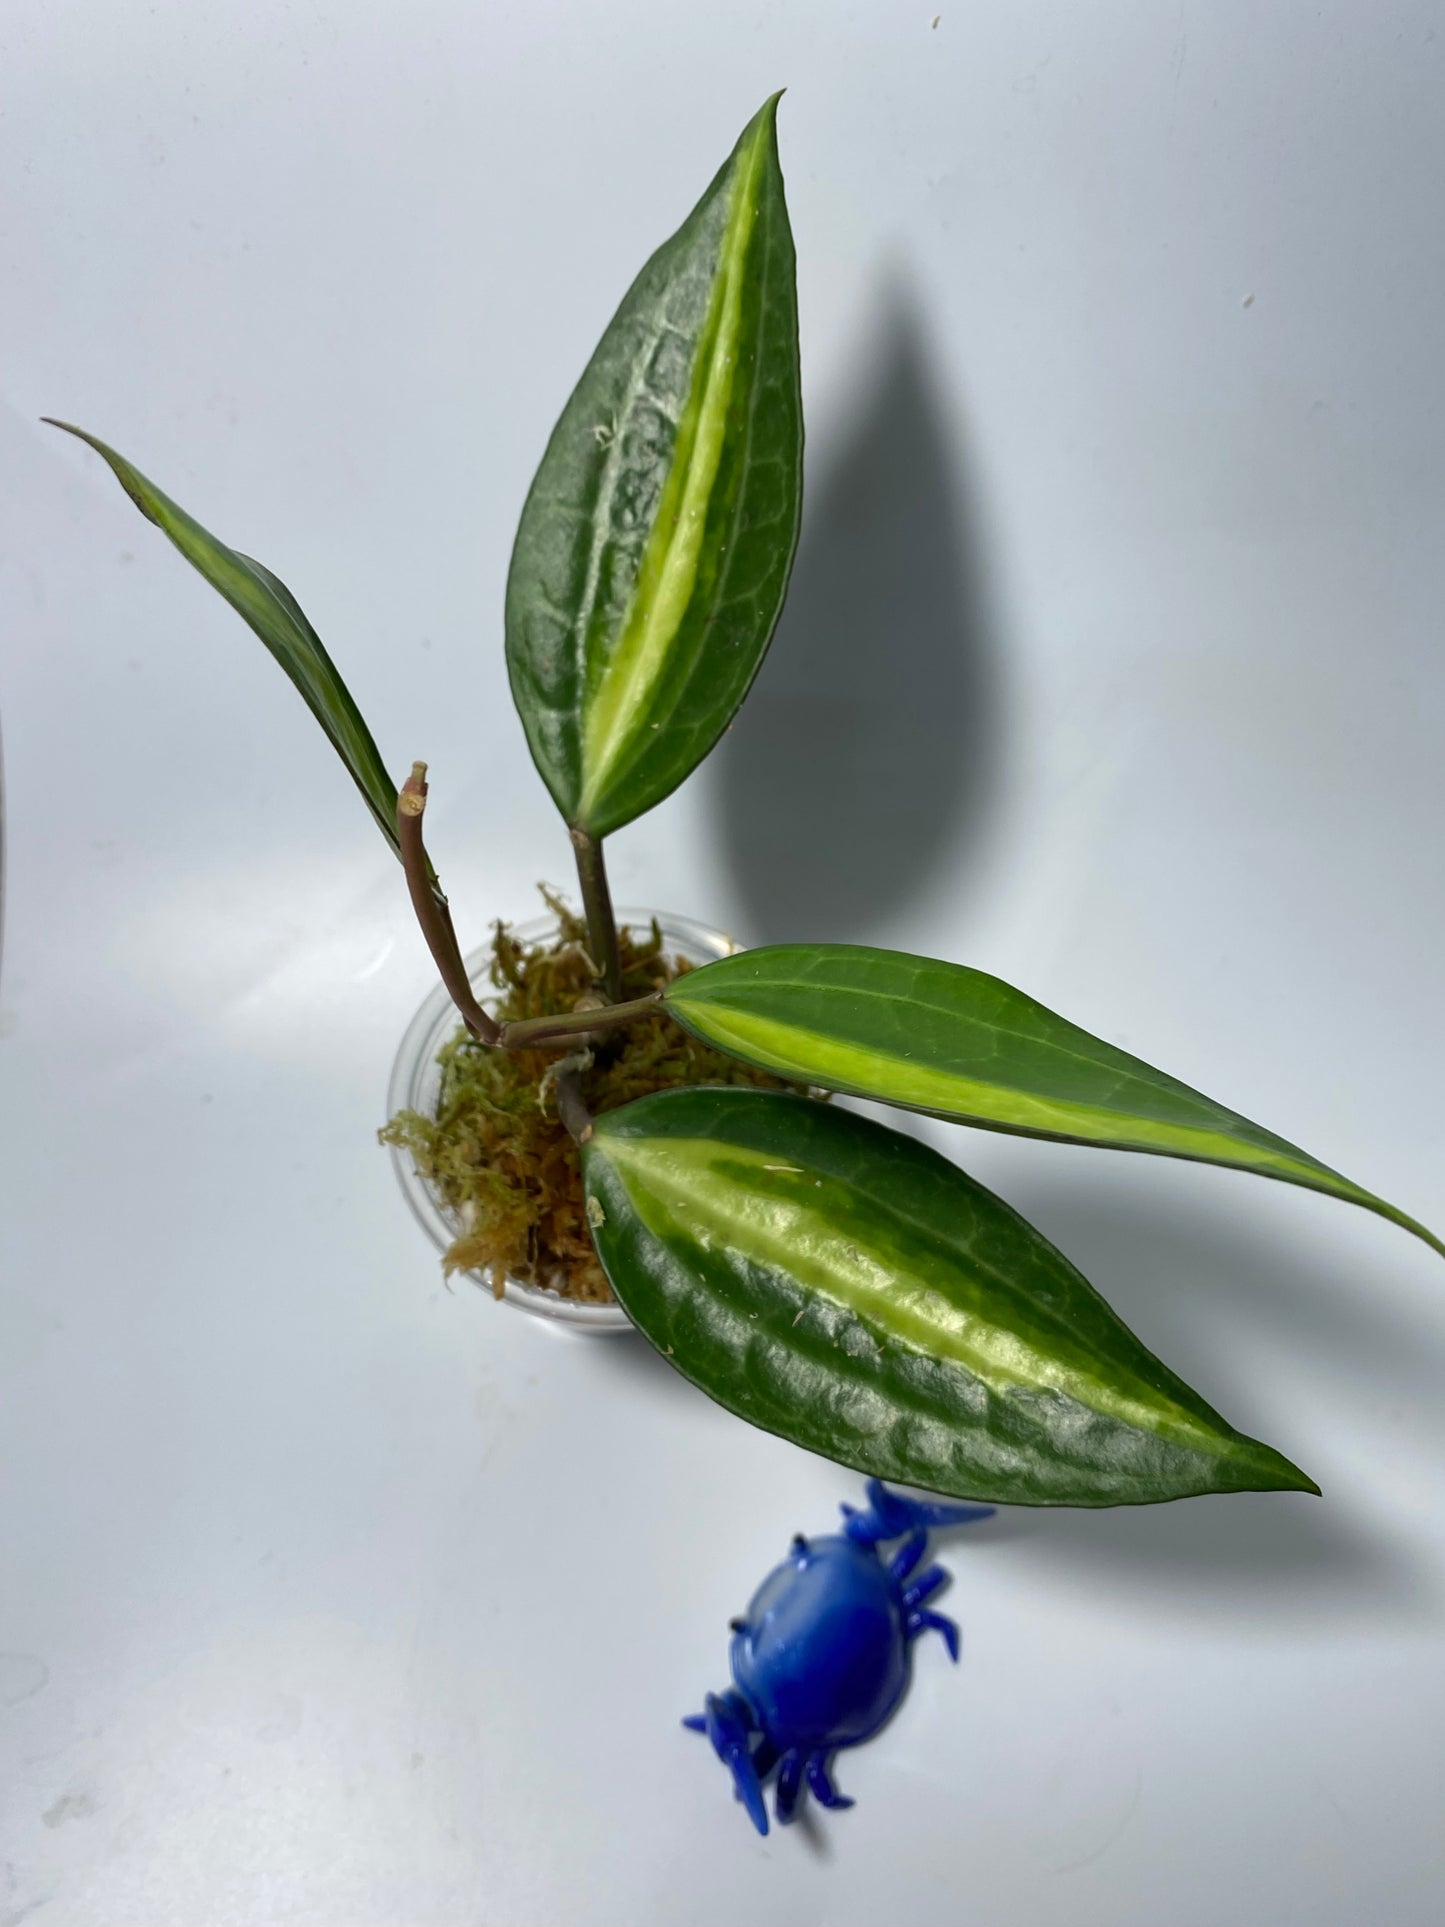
397,762,501,1046
570,826,622,1004
501,990,661,1053
554,1063,594,1144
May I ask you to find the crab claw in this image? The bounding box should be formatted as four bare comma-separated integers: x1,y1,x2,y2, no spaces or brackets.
906,1493,996,1532
843,1478,994,1545
684,1691,769,1835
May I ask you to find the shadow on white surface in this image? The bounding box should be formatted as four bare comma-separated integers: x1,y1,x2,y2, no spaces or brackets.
710,283,1006,942
571,1324,718,1420
982,1173,1445,1625
983,1484,1430,1624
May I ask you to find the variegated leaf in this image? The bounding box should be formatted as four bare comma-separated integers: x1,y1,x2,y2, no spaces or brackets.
663,945,1444,1260
582,1086,1317,1506
505,95,802,837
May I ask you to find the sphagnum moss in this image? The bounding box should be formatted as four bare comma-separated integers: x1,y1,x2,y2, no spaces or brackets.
380,894,785,1303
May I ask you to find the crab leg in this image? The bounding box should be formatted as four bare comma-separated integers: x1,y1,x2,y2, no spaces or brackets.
888,1529,928,1583
907,1607,961,1661
805,1752,855,1811
902,1564,949,1610
774,1748,805,1824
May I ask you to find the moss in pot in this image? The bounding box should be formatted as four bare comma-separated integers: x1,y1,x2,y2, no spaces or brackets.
382,894,786,1313
48,96,1443,1508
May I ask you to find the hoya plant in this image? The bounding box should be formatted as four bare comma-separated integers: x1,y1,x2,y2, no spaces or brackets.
49,97,1440,1510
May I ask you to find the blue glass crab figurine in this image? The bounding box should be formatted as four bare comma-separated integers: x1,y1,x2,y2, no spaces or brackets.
685,1478,993,1833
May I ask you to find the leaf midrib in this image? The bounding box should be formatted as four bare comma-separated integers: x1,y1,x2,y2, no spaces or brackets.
673,969,1331,1169
682,968,1218,1104
601,1130,1228,1456
579,123,768,817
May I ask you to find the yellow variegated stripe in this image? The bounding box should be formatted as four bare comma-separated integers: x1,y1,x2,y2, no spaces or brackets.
576,109,773,821
663,995,1389,1203
601,1133,1230,1458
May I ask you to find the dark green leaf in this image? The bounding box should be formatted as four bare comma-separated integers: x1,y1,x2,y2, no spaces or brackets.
505,95,802,838
664,945,1444,1259
44,419,402,860
582,1086,1317,1506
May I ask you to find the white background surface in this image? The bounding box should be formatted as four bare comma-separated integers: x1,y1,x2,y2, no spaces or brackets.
4,4,1444,1923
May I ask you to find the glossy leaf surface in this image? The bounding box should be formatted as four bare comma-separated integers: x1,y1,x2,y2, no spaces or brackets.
505,95,802,838
664,946,1444,1258
45,420,402,859
582,1087,1316,1506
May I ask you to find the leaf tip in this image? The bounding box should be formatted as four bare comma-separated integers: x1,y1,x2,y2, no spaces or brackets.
746,90,787,144
1398,1210,1445,1266
1254,1445,1321,1499
42,417,110,469
40,418,159,526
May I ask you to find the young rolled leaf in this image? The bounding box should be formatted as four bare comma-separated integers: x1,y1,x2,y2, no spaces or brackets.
505,94,802,839
43,420,404,863
662,946,1445,1259
666,940,1445,1256
581,1087,1317,1507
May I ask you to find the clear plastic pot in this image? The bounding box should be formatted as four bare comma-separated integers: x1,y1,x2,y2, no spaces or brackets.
386,906,737,1332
